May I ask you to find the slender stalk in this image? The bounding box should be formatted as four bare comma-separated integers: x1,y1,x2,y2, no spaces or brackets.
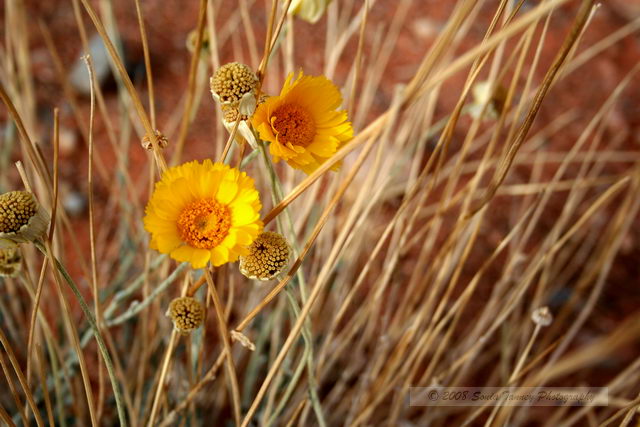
83,54,106,421
34,241,127,427
257,140,326,426
147,331,178,427
204,268,242,426
171,0,208,165
133,0,156,128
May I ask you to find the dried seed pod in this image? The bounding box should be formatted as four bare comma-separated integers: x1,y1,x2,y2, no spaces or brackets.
141,130,169,151
166,297,205,334
239,231,290,281
531,306,553,327
0,191,50,249
231,330,256,351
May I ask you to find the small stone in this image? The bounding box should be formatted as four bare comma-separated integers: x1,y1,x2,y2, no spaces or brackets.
69,35,112,96
63,191,87,217
58,127,78,155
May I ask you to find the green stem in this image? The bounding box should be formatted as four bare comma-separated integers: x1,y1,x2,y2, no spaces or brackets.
256,140,326,427
35,241,127,427
266,288,311,426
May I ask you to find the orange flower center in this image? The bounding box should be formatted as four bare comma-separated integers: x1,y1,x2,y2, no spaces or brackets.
177,199,231,249
271,103,316,147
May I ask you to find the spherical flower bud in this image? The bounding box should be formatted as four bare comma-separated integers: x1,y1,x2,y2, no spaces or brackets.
141,130,169,151
531,306,553,327
239,231,290,281
0,191,50,249
0,247,22,277
166,297,205,334
210,62,259,114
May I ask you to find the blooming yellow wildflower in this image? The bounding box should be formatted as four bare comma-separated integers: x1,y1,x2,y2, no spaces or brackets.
251,71,353,174
144,160,263,269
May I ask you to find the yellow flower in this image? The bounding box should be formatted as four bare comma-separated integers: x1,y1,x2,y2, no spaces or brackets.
251,71,353,174
288,0,332,23
144,160,263,269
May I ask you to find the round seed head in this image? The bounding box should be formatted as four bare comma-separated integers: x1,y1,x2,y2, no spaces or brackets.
222,94,268,124
166,297,204,334
0,191,49,248
531,306,553,327
0,247,22,277
239,231,290,281
0,191,37,233
210,62,258,104
222,105,248,123
141,130,169,151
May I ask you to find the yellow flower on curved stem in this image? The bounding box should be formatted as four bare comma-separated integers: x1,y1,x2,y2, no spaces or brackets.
144,160,263,269
251,71,353,174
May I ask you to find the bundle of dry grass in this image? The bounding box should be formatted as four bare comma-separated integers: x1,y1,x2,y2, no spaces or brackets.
1,0,639,425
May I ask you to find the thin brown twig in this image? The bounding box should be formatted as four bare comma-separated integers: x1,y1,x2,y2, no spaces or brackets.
469,0,596,216
171,0,208,165
77,0,168,172
204,268,242,426
0,327,45,427
219,118,241,162
83,55,106,421
133,0,157,129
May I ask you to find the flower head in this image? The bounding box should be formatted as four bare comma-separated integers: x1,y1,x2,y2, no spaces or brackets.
0,191,50,249
251,71,353,174
166,297,204,334
0,247,22,277
144,160,263,269
239,231,290,281
288,0,332,23
211,63,259,115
